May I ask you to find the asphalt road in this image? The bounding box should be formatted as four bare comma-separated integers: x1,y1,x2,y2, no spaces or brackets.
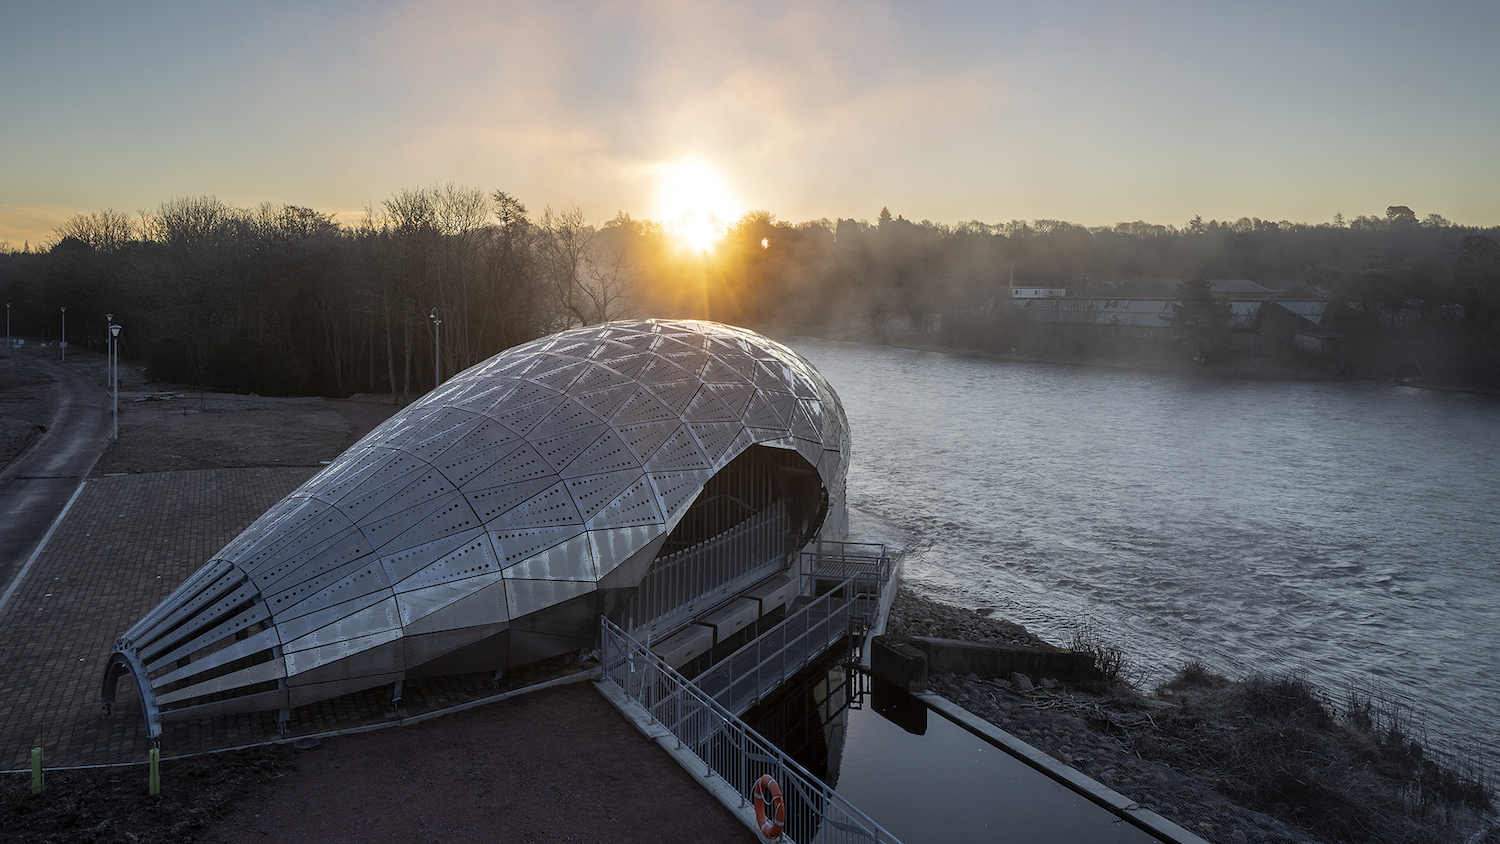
0,356,111,603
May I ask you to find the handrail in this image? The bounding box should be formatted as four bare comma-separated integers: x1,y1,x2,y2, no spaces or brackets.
599,616,902,844
629,501,789,637
693,571,879,717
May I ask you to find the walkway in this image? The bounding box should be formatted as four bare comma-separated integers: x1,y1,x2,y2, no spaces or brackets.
0,357,110,599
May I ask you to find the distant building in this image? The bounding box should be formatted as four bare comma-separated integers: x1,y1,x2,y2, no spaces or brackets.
1208,279,1284,299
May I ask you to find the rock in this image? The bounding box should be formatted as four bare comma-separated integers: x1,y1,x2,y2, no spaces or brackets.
1040,677,1059,690
1010,671,1034,692
1231,830,1248,843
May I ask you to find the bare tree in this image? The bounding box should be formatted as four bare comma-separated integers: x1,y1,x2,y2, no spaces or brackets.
538,206,633,326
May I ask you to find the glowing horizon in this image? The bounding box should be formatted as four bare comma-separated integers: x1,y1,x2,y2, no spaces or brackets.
2,1,1498,248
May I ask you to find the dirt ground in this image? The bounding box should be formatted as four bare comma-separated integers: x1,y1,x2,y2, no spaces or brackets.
0,356,59,471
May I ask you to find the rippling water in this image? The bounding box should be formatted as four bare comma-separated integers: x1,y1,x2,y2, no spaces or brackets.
790,338,1500,757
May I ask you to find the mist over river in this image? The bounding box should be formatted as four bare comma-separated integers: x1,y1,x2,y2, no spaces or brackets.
788,338,1500,758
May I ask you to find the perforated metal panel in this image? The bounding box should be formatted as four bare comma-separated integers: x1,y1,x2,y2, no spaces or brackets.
103,319,849,736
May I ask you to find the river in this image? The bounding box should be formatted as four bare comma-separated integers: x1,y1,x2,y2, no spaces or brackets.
788,338,1500,760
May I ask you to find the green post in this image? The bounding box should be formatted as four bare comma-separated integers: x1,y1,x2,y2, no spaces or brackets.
148,747,160,796
30,747,43,794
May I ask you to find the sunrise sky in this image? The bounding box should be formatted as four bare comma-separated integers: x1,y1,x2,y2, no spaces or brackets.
3,0,1497,246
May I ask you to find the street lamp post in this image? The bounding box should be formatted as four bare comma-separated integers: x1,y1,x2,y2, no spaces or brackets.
60,306,66,362
105,313,114,389
109,324,121,442
429,308,442,389
5,303,9,357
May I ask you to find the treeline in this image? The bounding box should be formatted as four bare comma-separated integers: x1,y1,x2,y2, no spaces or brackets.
3,195,1498,393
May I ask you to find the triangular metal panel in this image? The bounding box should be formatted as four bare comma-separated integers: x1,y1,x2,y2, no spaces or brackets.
637,356,697,386
309,447,404,506
476,380,554,415
532,396,605,437
394,531,503,591
570,361,635,395
648,470,710,522
687,422,743,469
281,598,402,657
356,493,456,552
683,389,739,423
532,424,608,474
644,426,710,473
793,437,824,471
742,390,788,430
617,420,679,464
753,359,798,393
501,533,595,582
702,382,756,418
585,477,663,530
489,524,587,567
345,468,457,528
324,451,431,519
790,401,822,443
646,378,700,417
444,377,521,413
571,382,639,421
484,482,584,533
459,442,555,491
492,394,567,436
397,576,508,633
233,501,358,577
601,352,653,380
563,469,643,521
379,526,492,584
661,349,710,377
586,338,636,360
505,578,595,621
434,422,524,487
560,428,643,479
588,525,661,577
768,393,801,430
377,491,484,552
273,587,396,647
612,332,660,351
401,407,485,461
265,553,391,623
464,476,560,524
525,358,591,393
611,389,679,426
699,355,751,384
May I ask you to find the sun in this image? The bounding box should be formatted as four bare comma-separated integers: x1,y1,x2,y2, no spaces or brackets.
652,158,740,252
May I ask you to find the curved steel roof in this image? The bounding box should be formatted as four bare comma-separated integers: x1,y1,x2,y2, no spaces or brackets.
105,319,848,732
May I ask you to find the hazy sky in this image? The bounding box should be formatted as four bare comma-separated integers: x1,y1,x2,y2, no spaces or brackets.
3,0,1497,245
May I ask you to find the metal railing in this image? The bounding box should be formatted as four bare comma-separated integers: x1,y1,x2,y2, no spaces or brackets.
803,541,890,587
629,501,789,637
693,566,885,718
600,616,903,844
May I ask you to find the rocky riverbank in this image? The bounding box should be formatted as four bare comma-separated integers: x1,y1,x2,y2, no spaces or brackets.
885,587,1497,844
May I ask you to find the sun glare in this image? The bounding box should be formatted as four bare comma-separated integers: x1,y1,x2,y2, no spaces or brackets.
652,158,740,252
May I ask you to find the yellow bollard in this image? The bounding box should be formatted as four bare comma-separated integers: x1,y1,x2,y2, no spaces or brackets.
30,747,43,794
148,747,160,796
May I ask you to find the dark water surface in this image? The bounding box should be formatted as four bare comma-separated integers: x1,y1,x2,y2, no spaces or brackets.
790,338,1500,757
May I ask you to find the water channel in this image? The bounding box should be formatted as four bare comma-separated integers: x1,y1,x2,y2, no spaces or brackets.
786,337,1500,759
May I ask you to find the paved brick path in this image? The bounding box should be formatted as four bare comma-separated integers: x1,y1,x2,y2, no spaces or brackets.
0,467,584,772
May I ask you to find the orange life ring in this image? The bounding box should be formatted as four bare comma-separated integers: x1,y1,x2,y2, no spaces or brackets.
753,774,786,840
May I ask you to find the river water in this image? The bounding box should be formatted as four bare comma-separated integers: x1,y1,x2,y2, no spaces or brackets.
789,338,1500,759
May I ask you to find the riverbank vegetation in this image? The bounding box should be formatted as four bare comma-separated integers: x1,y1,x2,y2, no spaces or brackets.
3,193,1498,395
889,590,1496,844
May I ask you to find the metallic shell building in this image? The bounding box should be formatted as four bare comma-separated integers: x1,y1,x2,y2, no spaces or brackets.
101,319,849,738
